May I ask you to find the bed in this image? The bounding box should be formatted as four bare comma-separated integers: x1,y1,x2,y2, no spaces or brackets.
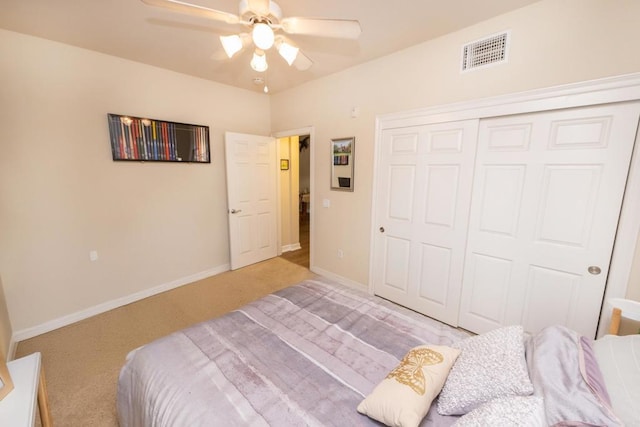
117,278,639,427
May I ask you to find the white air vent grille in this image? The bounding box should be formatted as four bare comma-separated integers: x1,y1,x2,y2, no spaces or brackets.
462,31,509,72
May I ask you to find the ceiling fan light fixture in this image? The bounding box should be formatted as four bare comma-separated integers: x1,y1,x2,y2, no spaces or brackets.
250,50,268,72
140,0,358,90
220,35,244,58
277,41,299,66
252,22,275,50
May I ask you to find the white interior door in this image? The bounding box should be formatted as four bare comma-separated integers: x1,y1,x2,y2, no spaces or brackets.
372,120,479,326
225,132,278,270
458,103,640,337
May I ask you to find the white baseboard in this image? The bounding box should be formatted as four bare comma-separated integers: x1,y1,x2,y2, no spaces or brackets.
12,264,230,343
310,266,368,293
281,243,302,253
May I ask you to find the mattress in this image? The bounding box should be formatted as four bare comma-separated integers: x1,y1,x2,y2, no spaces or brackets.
117,278,470,426
118,277,626,426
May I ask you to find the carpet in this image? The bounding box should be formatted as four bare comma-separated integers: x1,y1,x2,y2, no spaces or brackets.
16,257,315,427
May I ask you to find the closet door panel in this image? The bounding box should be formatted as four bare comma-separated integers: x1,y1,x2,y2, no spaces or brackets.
477,165,525,237
387,166,416,222
465,253,513,327
424,165,459,228
534,165,600,247
459,103,640,337
382,236,411,292
373,120,479,326
418,243,452,305
372,128,421,306
521,266,581,333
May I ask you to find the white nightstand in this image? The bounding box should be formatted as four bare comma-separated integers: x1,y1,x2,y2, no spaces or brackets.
0,352,52,427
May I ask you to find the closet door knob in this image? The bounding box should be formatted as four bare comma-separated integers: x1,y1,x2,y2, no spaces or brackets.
379,227,385,233
230,209,242,214
588,266,601,275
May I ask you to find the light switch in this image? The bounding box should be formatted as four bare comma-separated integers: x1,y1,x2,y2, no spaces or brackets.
322,199,330,208
89,250,98,261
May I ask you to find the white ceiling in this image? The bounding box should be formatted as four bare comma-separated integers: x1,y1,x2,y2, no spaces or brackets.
0,0,540,94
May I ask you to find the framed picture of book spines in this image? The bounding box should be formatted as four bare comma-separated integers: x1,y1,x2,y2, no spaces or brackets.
107,114,210,163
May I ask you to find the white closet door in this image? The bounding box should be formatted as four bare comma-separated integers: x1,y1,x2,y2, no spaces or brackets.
459,103,640,337
372,120,479,326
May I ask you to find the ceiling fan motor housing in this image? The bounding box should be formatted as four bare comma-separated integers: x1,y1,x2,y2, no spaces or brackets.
239,0,282,25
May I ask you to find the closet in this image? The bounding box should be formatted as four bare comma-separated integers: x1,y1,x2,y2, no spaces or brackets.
371,98,640,338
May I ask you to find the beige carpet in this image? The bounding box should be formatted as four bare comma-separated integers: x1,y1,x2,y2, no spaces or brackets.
15,257,315,427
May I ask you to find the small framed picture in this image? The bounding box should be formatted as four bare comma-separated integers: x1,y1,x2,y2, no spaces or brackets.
331,137,355,191
280,159,290,170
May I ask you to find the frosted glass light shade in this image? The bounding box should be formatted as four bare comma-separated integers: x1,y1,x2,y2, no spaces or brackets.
277,41,299,66
250,50,268,72
220,35,243,58
252,23,274,50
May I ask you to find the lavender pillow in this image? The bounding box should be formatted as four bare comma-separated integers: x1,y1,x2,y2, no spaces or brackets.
525,325,621,426
579,336,613,409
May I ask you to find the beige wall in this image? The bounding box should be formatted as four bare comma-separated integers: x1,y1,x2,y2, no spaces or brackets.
270,0,640,291
622,234,640,334
3,0,640,337
628,240,640,301
0,29,271,332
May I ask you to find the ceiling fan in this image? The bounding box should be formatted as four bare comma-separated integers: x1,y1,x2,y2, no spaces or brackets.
141,0,362,74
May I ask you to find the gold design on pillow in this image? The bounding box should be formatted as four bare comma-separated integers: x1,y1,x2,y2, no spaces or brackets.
386,348,444,395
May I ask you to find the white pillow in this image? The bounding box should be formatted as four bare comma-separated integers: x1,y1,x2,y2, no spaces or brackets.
592,334,640,427
453,396,545,427
437,325,534,415
357,345,460,427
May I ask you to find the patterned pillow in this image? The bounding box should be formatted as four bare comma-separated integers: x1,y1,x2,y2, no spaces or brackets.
453,396,545,426
357,345,461,427
437,325,534,415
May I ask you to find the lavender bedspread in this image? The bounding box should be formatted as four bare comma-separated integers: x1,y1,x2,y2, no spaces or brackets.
117,278,470,427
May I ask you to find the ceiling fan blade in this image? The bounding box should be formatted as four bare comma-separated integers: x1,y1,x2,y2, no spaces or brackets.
246,0,271,17
141,0,240,25
280,17,361,39
293,50,313,71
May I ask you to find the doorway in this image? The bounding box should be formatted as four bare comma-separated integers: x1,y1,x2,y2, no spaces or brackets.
277,129,312,269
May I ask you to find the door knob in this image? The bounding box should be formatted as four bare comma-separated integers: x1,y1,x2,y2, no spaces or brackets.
379,227,385,233
588,266,601,275
230,209,242,214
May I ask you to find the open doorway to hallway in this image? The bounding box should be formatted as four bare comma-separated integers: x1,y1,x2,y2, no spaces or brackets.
279,134,310,268
280,213,309,267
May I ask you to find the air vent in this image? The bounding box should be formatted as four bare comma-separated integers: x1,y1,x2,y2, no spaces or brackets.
461,31,509,72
